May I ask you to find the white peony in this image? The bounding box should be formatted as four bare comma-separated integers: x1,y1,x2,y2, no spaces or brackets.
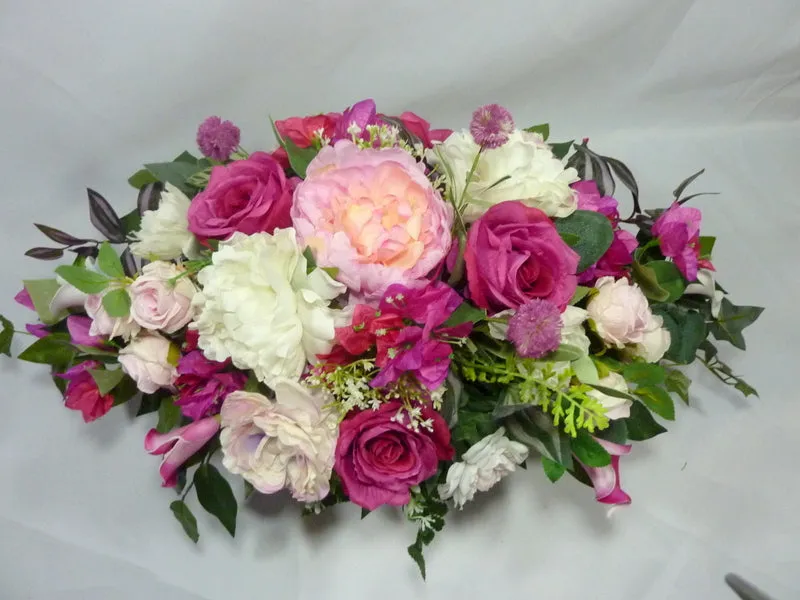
220,380,339,502
130,183,199,260
587,372,632,420
426,129,579,221
438,427,529,509
191,229,346,386
685,268,723,318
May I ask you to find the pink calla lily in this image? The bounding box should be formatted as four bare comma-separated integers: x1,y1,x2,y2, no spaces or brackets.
580,438,632,506
144,417,219,487
67,315,107,348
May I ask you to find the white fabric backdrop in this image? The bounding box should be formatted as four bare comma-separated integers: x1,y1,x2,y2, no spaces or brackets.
1,1,798,598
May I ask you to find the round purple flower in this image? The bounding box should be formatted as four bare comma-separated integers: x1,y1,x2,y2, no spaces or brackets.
470,104,515,149
507,299,562,358
196,116,241,161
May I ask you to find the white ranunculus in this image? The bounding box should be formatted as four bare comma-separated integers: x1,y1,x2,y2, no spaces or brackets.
561,305,591,356
427,129,579,221
587,372,632,420
128,261,197,333
438,427,529,509
191,229,346,386
118,333,178,393
630,317,672,363
685,268,723,318
220,380,339,502
130,183,199,260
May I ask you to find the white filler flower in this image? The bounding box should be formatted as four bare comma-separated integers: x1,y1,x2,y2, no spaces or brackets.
191,229,346,386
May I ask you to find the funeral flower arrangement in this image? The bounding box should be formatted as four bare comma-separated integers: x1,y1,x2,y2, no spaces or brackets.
2,100,763,577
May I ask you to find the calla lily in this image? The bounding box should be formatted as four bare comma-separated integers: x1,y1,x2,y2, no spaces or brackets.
685,268,723,318
144,417,219,487
49,279,88,316
579,438,632,506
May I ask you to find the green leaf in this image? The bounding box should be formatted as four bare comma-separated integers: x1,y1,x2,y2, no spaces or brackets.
622,362,666,386
157,396,182,433
698,236,715,260
111,375,139,406
559,232,580,246
194,464,238,537
408,535,426,580
550,140,573,160
96,242,125,279
654,306,707,364
17,333,74,366
137,392,163,416
101,288,131,318
625,401,667,441
24,279,65,325
571,433,611,467
665,368,691,405
631,261,669,302
144,161,203,194
360,507,371,519
243,480,255,500
569,286,591,306
128,168,159,189
54,266,110,295
170,500,199,544
554,210,614,272
88,368,125,395
120,209,142,236
596,419,628,445
543,344,585,363
303,247,317,271
634,386,675,420
75,344,118,357
541,456,565,482
524,123,549,140
587,383,637,402
0,314,14,357
443,302,486,328
645,260,686,303
710,298,764,351
504,409,573,469
270,117,318,179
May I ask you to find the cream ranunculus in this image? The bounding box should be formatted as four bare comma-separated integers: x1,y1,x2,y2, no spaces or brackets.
128,261,198,333
130,183,199,260
587,372,632,420
119,333,178,393
438,427,528,509
191,229,346,386
219,380,338,502
427,129,579,221
685,268,723,318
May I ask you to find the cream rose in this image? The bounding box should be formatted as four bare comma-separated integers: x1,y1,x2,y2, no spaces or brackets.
119,333,178,393
427,129,579,221
128,261,197,333
219,380,338,502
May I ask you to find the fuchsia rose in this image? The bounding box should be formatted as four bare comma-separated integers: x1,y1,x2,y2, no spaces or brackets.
464,201,580,313
651,202,704,281
577,438,632,506
573,180,620,223
187,151,297,242
174,351,247,421
291,140,453,301
335,402,454,510
57,360,114,423
144,418,220,487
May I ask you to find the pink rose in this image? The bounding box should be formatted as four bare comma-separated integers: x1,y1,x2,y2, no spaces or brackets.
651,202,703,281
334,402,454,510
144,418,220,487
464,200,580,313
187,151,297,242
57,360,113,423
119,333,178,394
85,290,140,340
291,140,453,301
128,261,197,333
273,113,340,169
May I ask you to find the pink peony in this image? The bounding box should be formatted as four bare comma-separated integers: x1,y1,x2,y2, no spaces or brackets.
573,180,620,223
187,151,297,242
334,402,454,510
651,202,703,281
291,140,453,301
57,360,113,423
577,438,632,506
578,229,638,284
144,418,220,487
464,200,580,313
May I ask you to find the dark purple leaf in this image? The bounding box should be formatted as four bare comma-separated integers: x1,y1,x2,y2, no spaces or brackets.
87,188,125,243
25,247,64,260
603,156,640,216
137,181,163,215
676,191,720,205
120,246,137,277
34,224,89,246
566,151,587,180
672,168,705,200
574,144,615,198
70,245,99,259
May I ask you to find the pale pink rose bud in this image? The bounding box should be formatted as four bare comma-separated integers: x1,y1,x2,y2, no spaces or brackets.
587,277,653,347
128,261,197,333
119,333,178,394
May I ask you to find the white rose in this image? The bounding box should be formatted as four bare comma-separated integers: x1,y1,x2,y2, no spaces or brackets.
631,315,672,363
130,183,200,260
191,229,346,386
438,427,528,509
587,372,632,420
220,380,338,502
587,277,653,347
119,333,178,393
685,268,723,318
427,129,579,221
128,261,197,333
84,288,140,341
561,305,591,356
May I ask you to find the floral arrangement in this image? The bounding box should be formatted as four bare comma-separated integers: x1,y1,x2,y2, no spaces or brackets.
2,100,763,578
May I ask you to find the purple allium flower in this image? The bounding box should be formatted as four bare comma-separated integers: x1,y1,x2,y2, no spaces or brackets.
507,299,562,358
470,104,515,149
196,116,241,162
